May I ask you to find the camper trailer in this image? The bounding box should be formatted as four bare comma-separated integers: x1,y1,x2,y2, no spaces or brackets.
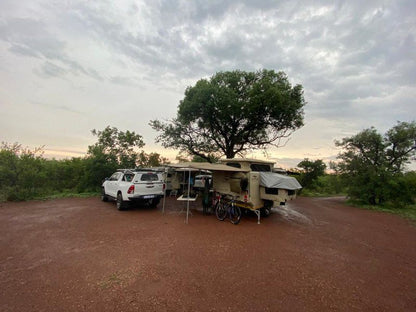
213,158,302,217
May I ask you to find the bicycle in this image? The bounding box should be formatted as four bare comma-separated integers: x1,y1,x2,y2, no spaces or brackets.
214,194,242,225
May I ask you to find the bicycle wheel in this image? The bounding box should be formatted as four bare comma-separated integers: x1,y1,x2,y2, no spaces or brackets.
215,201,227,221
229,205,242,225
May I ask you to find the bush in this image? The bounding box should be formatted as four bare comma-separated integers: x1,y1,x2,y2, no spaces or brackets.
298,174,347,197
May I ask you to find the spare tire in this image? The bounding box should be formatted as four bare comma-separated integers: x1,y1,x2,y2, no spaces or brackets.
240,178,248,191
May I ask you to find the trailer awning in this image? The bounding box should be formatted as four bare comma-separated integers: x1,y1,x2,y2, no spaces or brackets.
259,172,302,190
167,162,248,172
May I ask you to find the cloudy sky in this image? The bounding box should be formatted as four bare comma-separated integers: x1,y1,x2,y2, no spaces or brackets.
1,0,415,169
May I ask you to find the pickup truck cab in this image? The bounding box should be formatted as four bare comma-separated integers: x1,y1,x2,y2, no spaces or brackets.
101,169,165,210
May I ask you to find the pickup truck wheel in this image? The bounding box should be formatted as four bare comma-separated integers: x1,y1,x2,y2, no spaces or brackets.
116,192,126,211
149,198,161,208
101,188,108,202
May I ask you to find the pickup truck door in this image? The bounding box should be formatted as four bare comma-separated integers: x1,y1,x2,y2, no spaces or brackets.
107,172,121,197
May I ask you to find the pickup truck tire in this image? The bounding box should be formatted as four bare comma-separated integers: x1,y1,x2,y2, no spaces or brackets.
116,192,127,211
148,198,161,208
101,188,108,202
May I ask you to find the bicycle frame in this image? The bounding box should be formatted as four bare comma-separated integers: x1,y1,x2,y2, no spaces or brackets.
214,193,242,225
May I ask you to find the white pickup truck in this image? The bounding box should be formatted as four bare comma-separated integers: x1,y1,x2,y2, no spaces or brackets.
101,169,165,210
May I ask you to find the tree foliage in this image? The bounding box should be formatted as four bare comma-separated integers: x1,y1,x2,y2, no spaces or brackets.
0,127,170,201
297,158,326,189
335,121,416,205
138,151,169,168
0,142,84,200
88,126,145,168
150,69,305,162
84,126,169,187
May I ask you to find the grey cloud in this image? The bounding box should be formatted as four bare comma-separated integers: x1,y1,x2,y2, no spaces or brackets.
30,100,82,114
110,76,141,87
37,61,67,78
3,0,415,132
67,0,415,119
8,43,40,57
0,16,102,81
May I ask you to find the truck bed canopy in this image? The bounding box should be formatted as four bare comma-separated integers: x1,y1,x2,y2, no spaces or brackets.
259,172,302,190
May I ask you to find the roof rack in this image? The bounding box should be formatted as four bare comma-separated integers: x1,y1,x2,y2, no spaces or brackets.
134,167,164,172
116,168,164,174
116,169,135,174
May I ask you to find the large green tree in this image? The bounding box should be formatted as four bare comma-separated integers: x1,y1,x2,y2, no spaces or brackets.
84,126,145,188
150,69,305,162
335,121,416,205
297,158,326,189
88,126,145,168
84,126,169,188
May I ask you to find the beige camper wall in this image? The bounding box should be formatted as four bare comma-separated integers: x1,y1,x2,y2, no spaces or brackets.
212,171,231,194
248,172,263,208
259,187,289,206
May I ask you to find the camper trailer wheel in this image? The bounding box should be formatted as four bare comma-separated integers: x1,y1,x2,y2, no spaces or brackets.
261,201,273,217
261,207,271,217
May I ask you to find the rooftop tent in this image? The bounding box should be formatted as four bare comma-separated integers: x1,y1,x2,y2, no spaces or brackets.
259,172,302,190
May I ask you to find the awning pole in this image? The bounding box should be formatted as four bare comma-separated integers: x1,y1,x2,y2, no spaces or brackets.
186,169,191,224
162,167,167,214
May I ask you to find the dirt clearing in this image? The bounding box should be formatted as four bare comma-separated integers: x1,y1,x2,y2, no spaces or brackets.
0,196,415,311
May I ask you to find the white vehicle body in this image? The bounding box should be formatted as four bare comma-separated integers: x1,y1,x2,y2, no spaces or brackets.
101,169,165,210
193,174,212,189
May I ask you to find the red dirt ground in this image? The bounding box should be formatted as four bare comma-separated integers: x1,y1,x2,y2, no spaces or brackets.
0,196,415,311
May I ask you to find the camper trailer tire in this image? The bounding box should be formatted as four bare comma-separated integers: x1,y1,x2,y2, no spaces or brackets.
261,201,273,217
261,207,271,217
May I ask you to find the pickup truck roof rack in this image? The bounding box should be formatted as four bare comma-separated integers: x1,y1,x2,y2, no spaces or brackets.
116,168,163,173
134,168,163,172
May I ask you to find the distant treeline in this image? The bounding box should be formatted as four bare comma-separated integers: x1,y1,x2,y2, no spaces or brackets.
0,127,168,201
1,122,415,213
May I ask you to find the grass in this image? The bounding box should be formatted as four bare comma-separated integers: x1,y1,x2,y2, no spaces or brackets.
299,189,347,197
0,189,99,202
97,272,123,290
300,186,416,222
347,200,416,221
33,191,100,201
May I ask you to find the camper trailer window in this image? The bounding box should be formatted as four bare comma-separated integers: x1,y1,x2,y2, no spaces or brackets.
265,188,279,195
250,164,271,172
226,162,241,168
288,190,295,196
